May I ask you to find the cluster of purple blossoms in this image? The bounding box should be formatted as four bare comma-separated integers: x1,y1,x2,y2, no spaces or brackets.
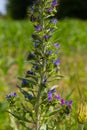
48,89,73,108
6,92,17,99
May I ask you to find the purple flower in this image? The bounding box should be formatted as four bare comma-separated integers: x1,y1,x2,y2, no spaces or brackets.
27,52,35,60
25,94,33,99
26,71,34,76
48,92,52,101
47,8,53,13
54,43,60,48
13,92,17,97
52,0,58,7
42,79,47,85
34,25,42,31
6,92,17,99
67,100,73,108
44,35,51,41
50,18,57,24
42,75,47,85
61,98,65,105
48,87,56,94
47,50,52,56
69,100,73,105
33,65,39,70
22,79,27,86
54,59,60,65
51,88,56,93
54,94,60,100
49,27,54,32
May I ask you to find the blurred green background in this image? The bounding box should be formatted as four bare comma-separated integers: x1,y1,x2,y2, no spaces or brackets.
0,0,87,129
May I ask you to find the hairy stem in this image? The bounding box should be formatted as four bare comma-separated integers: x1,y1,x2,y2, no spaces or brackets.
36,86,41,130
78,124,84,130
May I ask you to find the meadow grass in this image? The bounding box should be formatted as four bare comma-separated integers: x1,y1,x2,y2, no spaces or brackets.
0,18,87,129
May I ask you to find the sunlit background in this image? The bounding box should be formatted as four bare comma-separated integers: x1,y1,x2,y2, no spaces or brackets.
0,0,87,129
0,0,7,14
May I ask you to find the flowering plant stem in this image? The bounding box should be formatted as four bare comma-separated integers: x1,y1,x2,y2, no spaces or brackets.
78,124,84,130
81,124,84,130
6,0,73,129
36,86,41,130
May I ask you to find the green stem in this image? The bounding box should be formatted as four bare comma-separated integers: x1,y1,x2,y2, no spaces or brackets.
36,86,41,130
81,124,84,130
79,124,84,130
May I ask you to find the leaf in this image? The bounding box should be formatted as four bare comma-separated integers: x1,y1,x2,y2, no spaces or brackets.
48,109,60,117
18,77,37,85
7,110,32,123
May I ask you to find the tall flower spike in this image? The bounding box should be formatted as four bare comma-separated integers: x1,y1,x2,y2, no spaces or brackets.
6,0,73,129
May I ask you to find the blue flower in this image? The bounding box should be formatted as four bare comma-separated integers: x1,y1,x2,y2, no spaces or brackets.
48,87,56,93
50,18,57,24
54,94,60,100
27,52,35,60
26,71,34,75
47,8,53,13
52,0,58,7
42,76,47,85
44,35,51,41
33,65,39,70
47,50,52,56
22,79,27,86
26,71,34,77
48,92,52,101
54,59,60,65
13,92,17,97
66,100,73,108
54,43,60,48
69,100,73,105
34,25,42,31
6,92,17,99
25,94,33,99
